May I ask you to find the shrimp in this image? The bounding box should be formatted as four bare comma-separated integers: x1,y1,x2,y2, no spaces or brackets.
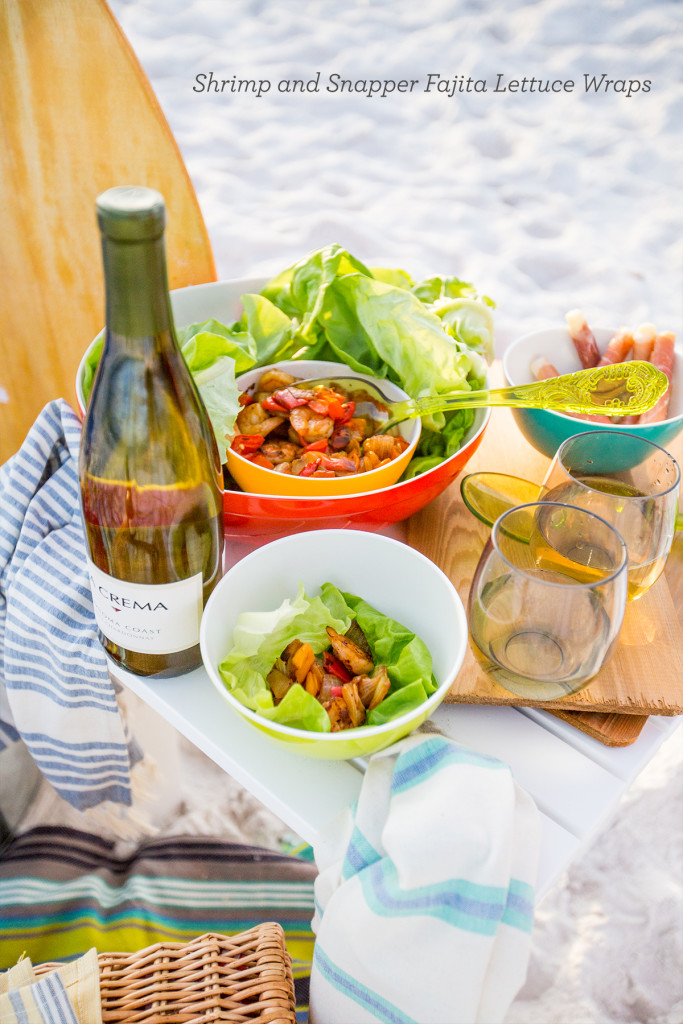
235,402,285,437
289,406,335,444
326,627,374,675
257,368,299,392
260,440,301,465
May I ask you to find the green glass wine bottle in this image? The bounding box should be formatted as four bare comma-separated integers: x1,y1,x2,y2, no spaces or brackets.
79,186,224,677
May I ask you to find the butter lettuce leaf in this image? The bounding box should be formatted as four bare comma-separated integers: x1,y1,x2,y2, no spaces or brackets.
218,582,437,733
340,591,437,696
79,244,495,477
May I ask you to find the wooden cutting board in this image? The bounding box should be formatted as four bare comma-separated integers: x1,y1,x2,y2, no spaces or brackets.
406,363,683,746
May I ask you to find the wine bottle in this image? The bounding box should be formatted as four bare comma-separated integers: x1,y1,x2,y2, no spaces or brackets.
79,186,224,677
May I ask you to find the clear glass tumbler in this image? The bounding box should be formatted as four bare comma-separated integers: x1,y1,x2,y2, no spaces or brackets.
468,501,628,701
542,431,680,600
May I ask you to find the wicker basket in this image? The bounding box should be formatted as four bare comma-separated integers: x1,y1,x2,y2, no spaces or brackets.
35,924,296,1023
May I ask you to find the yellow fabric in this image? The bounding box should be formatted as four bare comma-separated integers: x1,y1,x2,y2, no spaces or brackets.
0,958,35,995
0,949,101,1024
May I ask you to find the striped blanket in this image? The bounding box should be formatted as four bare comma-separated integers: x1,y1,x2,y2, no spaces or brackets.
0,401,136,811
0,826,317,1022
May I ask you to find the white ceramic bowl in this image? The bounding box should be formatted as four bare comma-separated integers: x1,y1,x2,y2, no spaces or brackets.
200,530,468,759
503,326,683,459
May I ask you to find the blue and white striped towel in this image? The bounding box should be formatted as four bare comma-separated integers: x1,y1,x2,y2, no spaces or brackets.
309,732,540,1024
0,400,137,811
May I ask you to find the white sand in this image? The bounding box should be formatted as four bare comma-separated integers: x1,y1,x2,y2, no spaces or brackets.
37,1,683,1020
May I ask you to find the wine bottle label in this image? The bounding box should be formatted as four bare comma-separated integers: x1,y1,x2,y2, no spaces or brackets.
86,559,203,655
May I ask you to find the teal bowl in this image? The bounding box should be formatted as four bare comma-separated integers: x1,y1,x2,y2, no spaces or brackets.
503,326,683,459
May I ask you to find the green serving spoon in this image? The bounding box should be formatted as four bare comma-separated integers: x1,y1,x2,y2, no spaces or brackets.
460,471,683,532
297,360,667,433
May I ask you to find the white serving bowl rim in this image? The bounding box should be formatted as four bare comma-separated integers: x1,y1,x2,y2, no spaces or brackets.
75,277,491,502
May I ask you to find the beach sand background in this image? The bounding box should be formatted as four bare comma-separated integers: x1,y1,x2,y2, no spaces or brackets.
24,1,683,1021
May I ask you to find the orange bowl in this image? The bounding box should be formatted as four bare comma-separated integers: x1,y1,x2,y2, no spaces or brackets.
226,360,420,496
76,278,490,542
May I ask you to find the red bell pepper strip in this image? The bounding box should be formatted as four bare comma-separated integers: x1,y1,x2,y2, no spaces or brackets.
323,651,353,682
261,394,288,412
337,401,355,424
231,434,264,455
299,457,322,477
238,392,252,406
325,396,346,419
302,439,328,453
330,685,344,698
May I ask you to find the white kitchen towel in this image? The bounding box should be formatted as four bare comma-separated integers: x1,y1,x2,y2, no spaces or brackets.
0,400,137,811
309,732,540,1024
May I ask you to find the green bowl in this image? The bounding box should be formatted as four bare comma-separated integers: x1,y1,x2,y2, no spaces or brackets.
199,529,468,759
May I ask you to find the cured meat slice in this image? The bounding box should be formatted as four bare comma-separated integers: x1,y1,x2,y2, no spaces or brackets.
566,308,600,368
639,332,675,424
597,327,634,366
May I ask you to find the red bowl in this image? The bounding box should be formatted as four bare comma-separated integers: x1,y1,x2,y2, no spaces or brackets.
77,278,490,542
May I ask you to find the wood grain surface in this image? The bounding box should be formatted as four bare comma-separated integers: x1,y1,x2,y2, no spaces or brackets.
405,364,683,745
0,0,217,462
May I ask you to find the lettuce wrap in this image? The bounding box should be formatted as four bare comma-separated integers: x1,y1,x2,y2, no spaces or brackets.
80,244,494,473
218,582,437,732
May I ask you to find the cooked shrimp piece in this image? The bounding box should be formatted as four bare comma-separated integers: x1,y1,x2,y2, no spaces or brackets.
639,331,676,423
566,309,600,368
362,435,409,461
235,402,285,437
257,368,299,392
530,356,559,381
290,406,335,443
598,326,634,366
326,627,374,675
631,323,656,362
260,440,301,465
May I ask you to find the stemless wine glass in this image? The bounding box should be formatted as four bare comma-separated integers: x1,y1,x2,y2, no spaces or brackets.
468,502,628,701
542,431,680,601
